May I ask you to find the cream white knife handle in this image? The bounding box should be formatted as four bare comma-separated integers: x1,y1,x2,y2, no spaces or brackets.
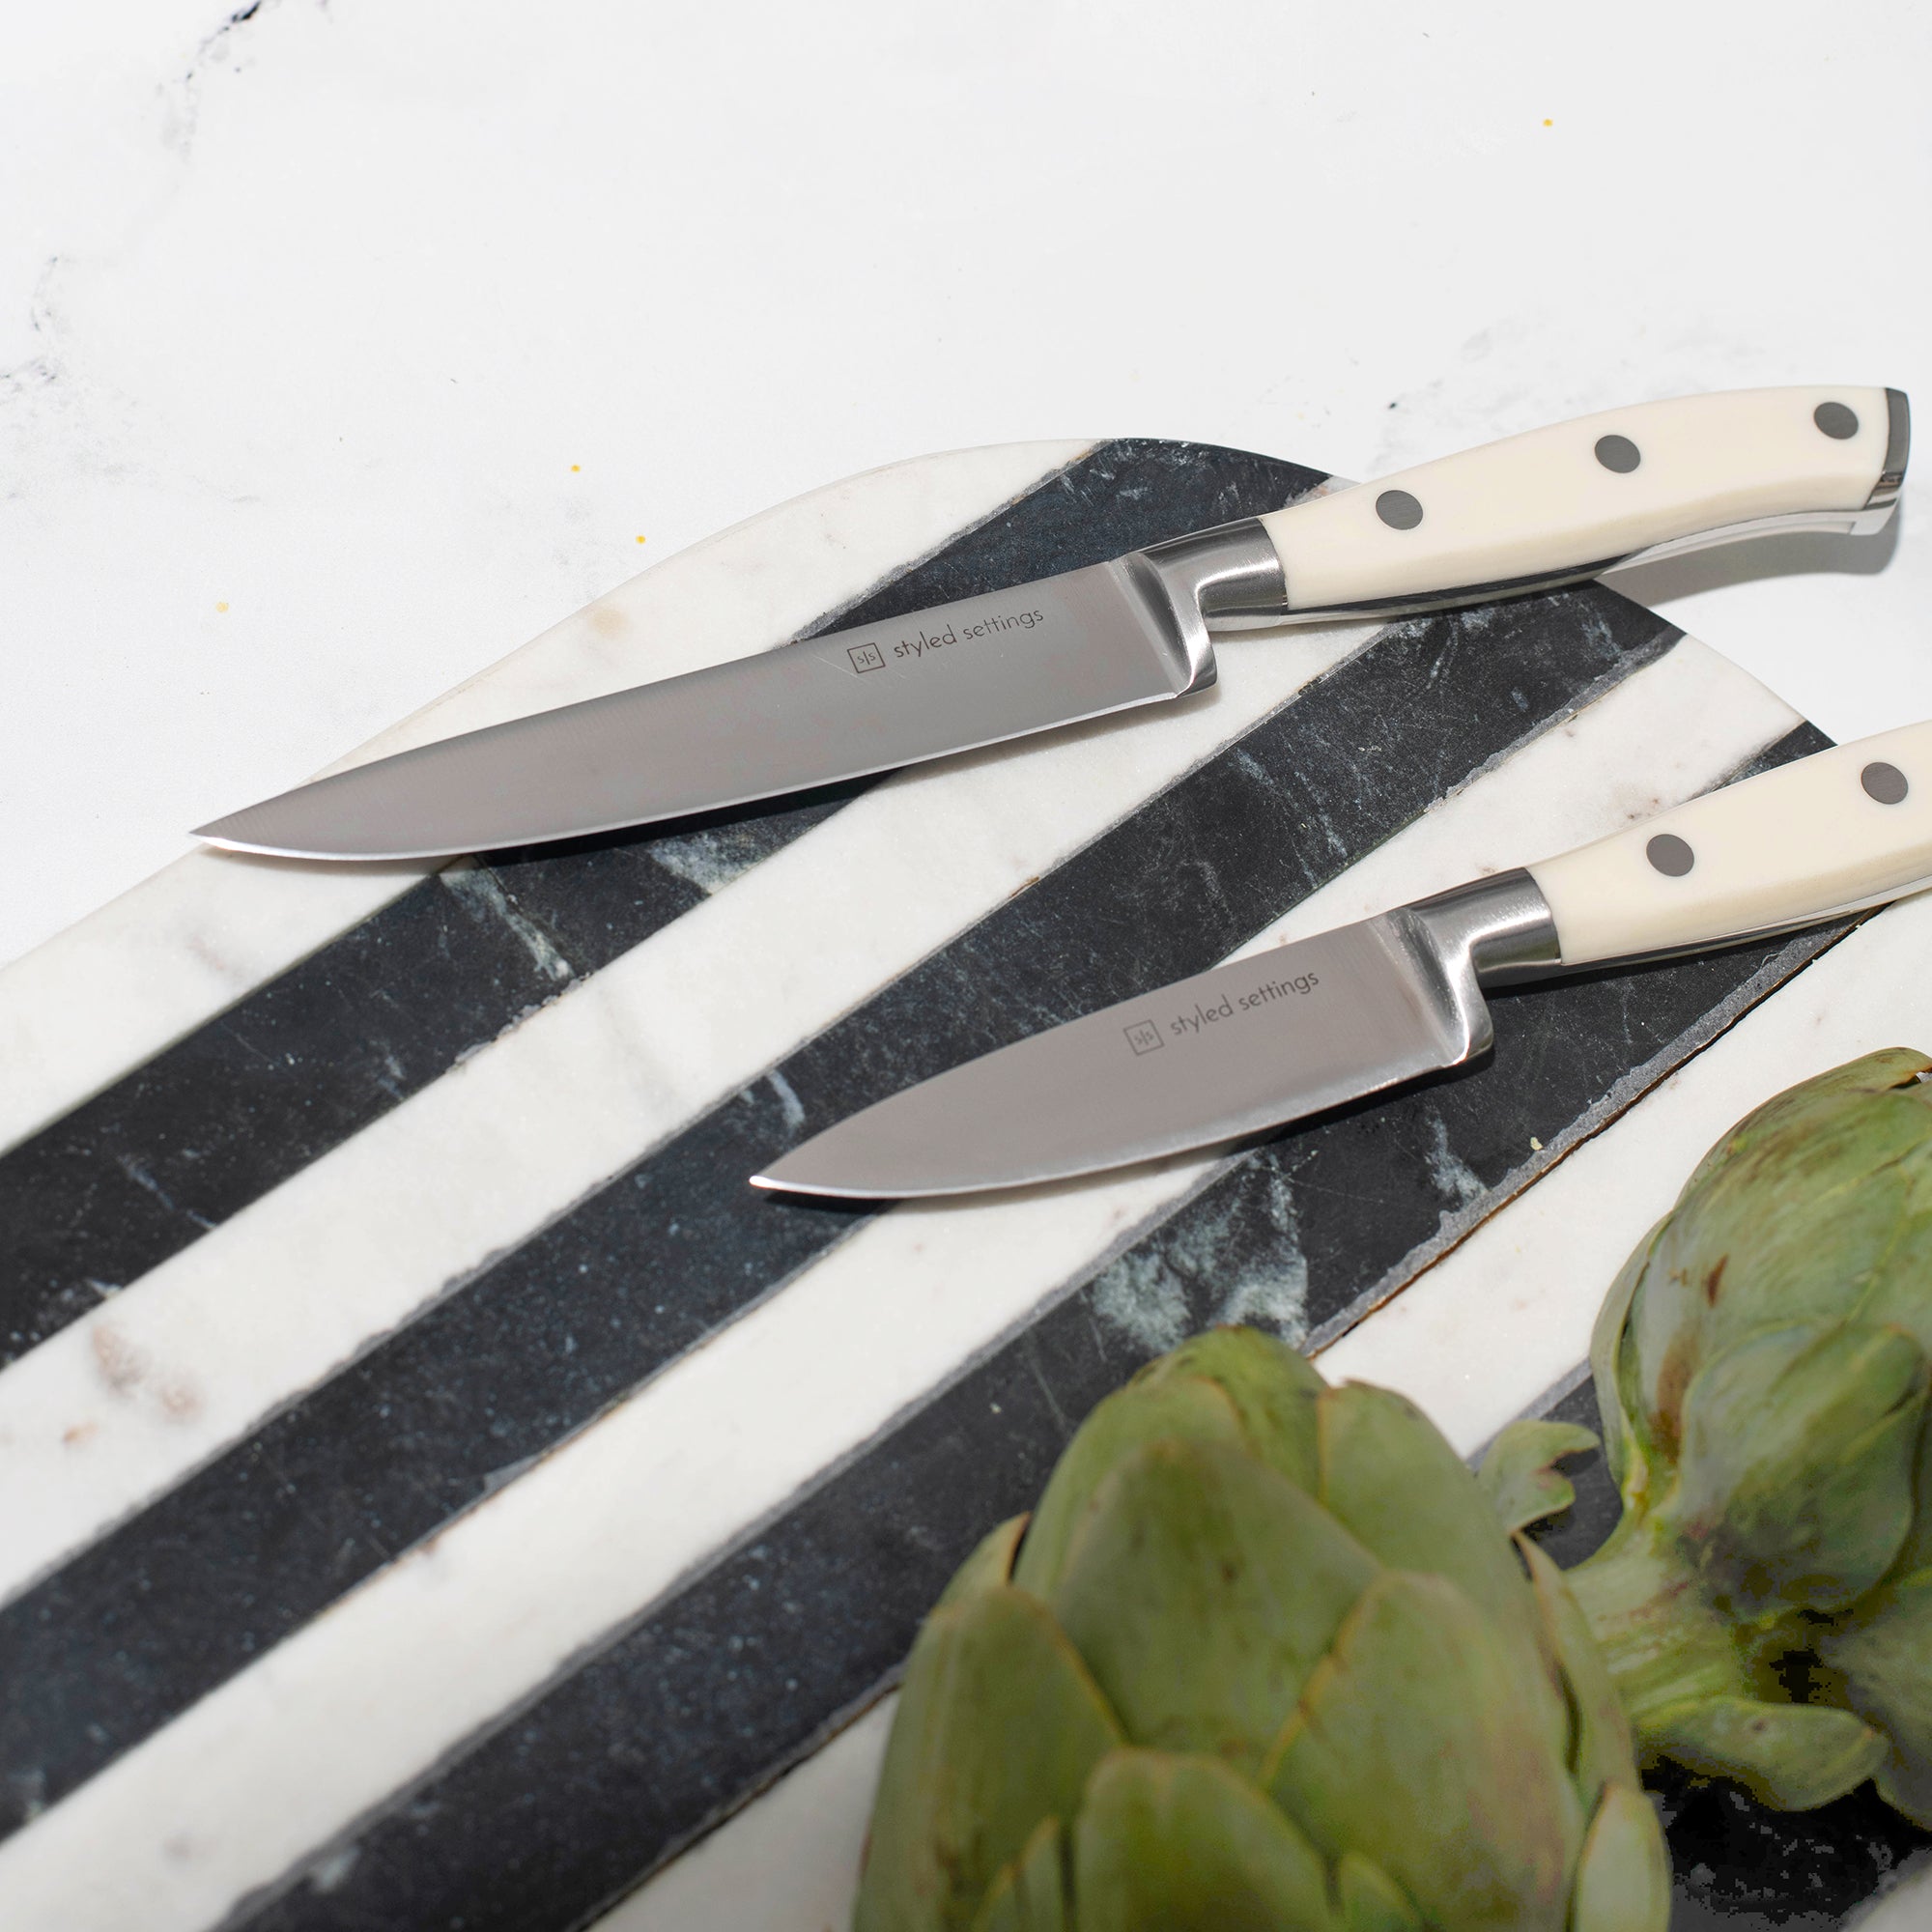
1258,386,1907,621
1526,722,1932,968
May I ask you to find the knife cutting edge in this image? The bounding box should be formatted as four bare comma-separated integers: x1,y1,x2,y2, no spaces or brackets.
194,386,1908,861
752,722,1932,1198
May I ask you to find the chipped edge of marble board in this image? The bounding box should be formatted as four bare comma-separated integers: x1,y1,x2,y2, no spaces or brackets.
0,440,1096,1156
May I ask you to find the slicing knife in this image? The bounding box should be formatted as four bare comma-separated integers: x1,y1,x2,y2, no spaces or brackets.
753,722,1932,1198
193,386,1908,861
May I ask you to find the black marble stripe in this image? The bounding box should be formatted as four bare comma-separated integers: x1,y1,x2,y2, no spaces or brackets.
0,581,1676,1839
227,893,1915,1932
0,440,1327,1369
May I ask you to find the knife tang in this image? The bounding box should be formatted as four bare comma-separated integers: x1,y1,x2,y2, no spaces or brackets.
1521,720,1932,970
1224,385,1908,626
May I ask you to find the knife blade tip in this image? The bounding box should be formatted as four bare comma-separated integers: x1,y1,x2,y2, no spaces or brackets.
746,1161,890,1201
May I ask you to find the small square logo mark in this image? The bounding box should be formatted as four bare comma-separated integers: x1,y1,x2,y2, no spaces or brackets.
1122,1019,1165,1057
847,641,886,673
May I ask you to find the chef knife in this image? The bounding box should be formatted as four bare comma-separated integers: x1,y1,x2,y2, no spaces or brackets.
753,721,1932,1198
195,386,1907,861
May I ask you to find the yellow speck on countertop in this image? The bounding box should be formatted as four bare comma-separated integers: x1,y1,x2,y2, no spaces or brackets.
1542,117,1553,127
214,601,229,612
636,534,646,544
570,464,582,472
1530,1135,1544,1151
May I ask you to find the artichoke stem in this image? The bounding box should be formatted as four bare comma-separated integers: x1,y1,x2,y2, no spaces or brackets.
1561,1516,1773,1741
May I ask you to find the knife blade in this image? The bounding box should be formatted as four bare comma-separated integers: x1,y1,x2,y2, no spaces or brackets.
752,721,1932,1197
195,386,1908,861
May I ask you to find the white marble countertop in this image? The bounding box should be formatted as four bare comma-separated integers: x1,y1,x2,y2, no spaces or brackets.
4,9,1932,1929
3,0,1928,969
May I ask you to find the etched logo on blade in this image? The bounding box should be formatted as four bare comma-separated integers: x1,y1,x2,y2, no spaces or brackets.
845,607,1052,675
1156,972,1322,1043
1128,973,1324,1056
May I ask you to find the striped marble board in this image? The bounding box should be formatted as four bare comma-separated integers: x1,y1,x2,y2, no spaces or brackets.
1,440,1928,1930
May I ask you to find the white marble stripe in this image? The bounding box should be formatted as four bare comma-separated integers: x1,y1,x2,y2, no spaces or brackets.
0,606,1380,1606
0,642,1809,1931
602,1698,895,1932
0,440,1094,1155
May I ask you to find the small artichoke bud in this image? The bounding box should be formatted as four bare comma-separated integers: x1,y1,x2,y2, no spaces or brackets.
1665,1320,1927,1611
1568,1049,1932,1822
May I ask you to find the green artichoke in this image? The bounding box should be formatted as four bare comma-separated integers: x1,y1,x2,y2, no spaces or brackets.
1559,1047,1932,1825
855,1327,1667,1932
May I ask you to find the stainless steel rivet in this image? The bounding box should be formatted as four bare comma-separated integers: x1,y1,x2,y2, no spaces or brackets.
1861,761,1910,805
1376,489,1424,531
1595,434,1641,473
1814,401,1861,440
1647,834,1695,877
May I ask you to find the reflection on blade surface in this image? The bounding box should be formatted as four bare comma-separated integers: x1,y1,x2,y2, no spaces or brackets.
193,564,1186,860
754,916,1482,1198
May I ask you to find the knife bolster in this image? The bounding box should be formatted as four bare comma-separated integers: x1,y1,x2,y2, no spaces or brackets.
1131,520,1288,689
1408,868,1563,987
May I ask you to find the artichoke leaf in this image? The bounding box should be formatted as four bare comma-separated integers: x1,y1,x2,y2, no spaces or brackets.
1264,1570,1582,1932
1643,1693,1886,1811
1667,1321,1927,1612
938,1516,1030,1607
853,1587,1122,1932
1049,1436,1378,1777
1011,1329,1325,1600
1818,1569,1932,1828
1319,1382,1562,1723
1335,1850,1423,1931
1590,1226,1662,1494
1676,1049,1932,1201
1517,1537,1641,1806
1478,1419,1602,1533
1626,1051,1932,1451
1153,1324,1327,1493
1568,1782,1670,1932
1011,1374,1247,1600
970,1816,1070,1932
1876,1417,1932,1583
1072,1748,1340,1932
